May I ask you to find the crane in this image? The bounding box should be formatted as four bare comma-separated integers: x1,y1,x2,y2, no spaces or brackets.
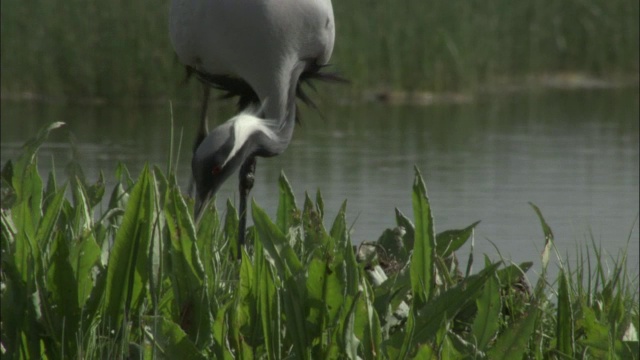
169,0,340,257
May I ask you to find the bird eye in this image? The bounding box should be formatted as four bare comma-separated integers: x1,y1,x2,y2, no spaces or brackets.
212,166,222,175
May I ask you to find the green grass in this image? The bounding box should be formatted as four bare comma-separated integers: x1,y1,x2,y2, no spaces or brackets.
1,0,638,102
1,122,638,359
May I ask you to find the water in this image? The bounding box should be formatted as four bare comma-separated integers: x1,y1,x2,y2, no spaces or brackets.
2,88,638,276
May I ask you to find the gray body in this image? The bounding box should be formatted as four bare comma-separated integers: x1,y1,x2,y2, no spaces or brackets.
169,0,336,216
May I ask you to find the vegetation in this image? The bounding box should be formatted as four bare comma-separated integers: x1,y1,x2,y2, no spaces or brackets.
1,123,638,359
1,0,638,102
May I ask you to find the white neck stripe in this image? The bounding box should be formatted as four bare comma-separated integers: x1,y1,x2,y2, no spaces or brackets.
222,112,277,167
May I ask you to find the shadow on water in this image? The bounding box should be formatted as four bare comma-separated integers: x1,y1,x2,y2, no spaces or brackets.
1,88,638,275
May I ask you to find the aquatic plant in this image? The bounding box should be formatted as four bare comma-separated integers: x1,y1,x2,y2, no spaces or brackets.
1,123,637,358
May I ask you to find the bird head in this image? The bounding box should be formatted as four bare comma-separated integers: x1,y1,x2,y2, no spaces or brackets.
192,111,278,218
192,120,235,217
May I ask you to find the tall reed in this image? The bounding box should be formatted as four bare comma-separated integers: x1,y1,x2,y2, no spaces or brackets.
1,0,638,102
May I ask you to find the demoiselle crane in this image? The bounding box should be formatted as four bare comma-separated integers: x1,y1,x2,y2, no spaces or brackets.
169,0,341,257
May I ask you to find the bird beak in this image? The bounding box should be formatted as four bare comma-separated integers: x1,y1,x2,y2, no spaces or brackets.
194,196,204,221
193,191,211,222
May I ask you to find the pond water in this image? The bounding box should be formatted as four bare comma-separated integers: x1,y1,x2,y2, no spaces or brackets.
2,88,638,276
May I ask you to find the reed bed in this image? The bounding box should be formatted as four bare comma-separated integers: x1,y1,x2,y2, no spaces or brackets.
1,0,638,102
1,122,638,359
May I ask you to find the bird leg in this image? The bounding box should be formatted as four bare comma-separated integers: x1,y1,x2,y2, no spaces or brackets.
189,85,211,196
195,85,211,152
237,156,257,259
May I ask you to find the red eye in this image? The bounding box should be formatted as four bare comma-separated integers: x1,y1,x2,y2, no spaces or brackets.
212,166,222,175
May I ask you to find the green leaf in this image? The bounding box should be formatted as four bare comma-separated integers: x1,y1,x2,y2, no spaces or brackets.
86,171,106,209
529,202,553,272
413,343,435,359
211,302,233,359
448,331,480,358
34,183,67,249
306,258,327,333
411,262,502,350
102,166,155,330
373,268,411,328
10,122,64,248
396,301,416,360
302,192,327,250
315,188,324,220
306,257,344,339
13,122,64,202
1,260,42,358
256,240,281,360
329,200,348,245
108,181,129,211
224,199,239,254
486,305,540,360
69,176,94,239
362,282,383,360
395,208,415,250
81,261,108,335
252,199,302,276
470,273,501,351
1,208,17,247
195,194,221,295
238,248,253,301
13,156,42,281
435,221,480,258
164,178,213,348
410,167,436,306
11,125,52,280
70,234,101,307
45,233,80,356
276,171,297,233
230,250,254,357
196,196,219,245
343,292,362,360
252,199,308,358
578,302,621,358
42,167,57,211
64,179,103,308
1,173,17,210
440,331,464,359
115,162,134,188
281,275,310,359
556,269,575,357
142,316,208,360
495,261,533,288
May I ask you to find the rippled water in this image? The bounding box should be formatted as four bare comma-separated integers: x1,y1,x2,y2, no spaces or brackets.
2,88,638,275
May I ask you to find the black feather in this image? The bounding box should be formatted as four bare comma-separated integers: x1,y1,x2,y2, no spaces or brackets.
186,62,347,121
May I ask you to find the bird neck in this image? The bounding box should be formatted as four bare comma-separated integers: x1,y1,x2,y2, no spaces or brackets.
251,62,306,157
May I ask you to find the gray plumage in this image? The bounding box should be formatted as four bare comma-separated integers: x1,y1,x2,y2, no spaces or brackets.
170,0,338,252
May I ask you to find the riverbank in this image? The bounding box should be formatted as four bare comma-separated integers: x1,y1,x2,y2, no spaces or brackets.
2,72,638,107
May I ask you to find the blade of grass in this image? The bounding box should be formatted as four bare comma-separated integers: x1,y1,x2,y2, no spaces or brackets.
410,166,436,306
557,269,575,357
